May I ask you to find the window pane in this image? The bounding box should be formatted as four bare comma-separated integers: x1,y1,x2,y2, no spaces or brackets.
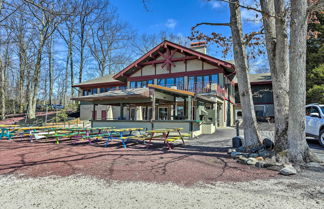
211,74,219,84
142,80,147,88
204,75,210,88
188,76,195,91
166,78,175,88
137,81,142,88
92,88,97,94
175,77,184,90
147,80,153,84
119,86,126,91
130,81,136,88
196,76,203,92
157,79,165,86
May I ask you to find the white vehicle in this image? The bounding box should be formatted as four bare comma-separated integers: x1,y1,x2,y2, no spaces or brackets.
305,104,324,147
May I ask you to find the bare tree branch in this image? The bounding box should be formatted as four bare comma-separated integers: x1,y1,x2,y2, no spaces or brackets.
192,22,230,30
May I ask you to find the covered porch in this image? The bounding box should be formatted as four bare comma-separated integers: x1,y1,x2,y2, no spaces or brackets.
72,85,218,137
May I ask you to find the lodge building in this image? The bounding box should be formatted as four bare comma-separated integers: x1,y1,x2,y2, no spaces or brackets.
72,40,273,137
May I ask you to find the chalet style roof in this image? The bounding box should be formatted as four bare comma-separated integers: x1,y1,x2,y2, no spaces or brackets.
72,74,125,88
113,40,235,81
249,73,272,84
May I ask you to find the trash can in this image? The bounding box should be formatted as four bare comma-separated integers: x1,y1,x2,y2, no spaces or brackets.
232,136,243,148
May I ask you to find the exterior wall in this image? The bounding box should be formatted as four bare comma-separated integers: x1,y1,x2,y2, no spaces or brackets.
172,61,185,73
142,65,155,76
187,60,202,71
80,103,93,120
204,62,216,70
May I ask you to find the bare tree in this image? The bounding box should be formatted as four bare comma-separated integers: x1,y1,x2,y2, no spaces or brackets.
76,0,106,88
88,7,133,76
25,0,69,119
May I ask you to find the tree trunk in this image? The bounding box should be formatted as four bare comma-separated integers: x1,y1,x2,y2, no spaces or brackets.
27,30,45,119
48,37,54,105
0,59,5,120
229,0,261,148
288,0,311,163
18,40,27,113
69,34,74,99
79,16,86,96
63,48,70,106
260,0,290,154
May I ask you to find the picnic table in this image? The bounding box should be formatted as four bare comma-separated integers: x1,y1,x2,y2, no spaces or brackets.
144,128,186,149
102,128,145,148
37,127,114,144
0,125,20,140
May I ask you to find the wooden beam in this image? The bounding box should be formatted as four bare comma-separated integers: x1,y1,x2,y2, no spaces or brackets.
141,56,197,66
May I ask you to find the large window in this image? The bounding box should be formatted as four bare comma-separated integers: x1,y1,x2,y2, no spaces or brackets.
157,78,166,86
130,81,136,88
188,76,195,91
157,77,184,89
166,78,175,88
175,77,184,90
130,80,153,89
211,74,219,84
83,88,98,96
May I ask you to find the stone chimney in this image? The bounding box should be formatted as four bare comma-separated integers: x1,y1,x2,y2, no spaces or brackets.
190,41,207,54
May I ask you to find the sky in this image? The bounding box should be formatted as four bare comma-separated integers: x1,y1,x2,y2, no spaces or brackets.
109,0,267,73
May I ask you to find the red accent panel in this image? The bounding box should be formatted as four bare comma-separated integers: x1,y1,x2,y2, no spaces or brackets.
101,110,107,120
128,68,224,82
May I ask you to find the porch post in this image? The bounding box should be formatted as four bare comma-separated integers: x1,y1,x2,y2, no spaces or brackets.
92,104,96,120
120,103,124,120
173,96,177,120
187,96,192,120
151,89,156,120
184,97,187,119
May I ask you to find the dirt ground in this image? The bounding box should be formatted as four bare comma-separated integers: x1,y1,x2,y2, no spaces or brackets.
0,127,323,208
0,138,277,185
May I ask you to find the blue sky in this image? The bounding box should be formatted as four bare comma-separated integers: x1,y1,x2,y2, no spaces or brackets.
109,0,267,73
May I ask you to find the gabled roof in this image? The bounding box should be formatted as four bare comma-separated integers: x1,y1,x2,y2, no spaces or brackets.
72,74,125,88
249,73,272,84
234,73,272,85
113,40,235,81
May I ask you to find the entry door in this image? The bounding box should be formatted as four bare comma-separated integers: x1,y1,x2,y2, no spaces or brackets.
158,108,168,120
101,110,107,120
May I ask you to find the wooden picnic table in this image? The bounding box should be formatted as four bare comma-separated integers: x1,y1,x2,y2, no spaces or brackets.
145,128,185,149
101,128,145,148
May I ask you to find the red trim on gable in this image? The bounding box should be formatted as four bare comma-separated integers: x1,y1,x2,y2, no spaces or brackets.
113,40,235,80
127,68,224,82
